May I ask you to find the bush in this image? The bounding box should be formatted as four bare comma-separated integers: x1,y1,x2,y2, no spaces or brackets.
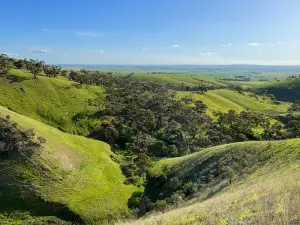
150,200,169,212
0,116,45,158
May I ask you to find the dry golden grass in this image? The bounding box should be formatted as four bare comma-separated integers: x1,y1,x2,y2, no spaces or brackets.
119,166,300,225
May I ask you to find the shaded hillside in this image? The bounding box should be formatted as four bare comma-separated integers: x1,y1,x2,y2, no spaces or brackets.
0,106,138,224
0,69,105,135
259,78,300,101
121,166,300,225
145,139,300,208
117,139,300,224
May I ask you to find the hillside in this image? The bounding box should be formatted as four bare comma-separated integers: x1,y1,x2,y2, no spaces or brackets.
259,78,300,101
0,69,105,135
178,89,290,116
132,74,224,87
0,106,137,224
122,139,300,224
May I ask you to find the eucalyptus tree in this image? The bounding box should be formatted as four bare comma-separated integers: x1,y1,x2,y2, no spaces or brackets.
28,59,45,79
0,54,13,75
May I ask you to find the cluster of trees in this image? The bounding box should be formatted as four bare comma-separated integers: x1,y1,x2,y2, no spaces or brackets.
0,54,67,79
0,115,45,159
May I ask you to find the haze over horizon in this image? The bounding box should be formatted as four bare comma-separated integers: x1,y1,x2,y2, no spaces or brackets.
2,0,300,65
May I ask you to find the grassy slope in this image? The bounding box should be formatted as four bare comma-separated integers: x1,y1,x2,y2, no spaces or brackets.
132,74,224,87
178,89,290,116
0,69,104,135
124,139,300,225
259,78,300,101
0,106,137,224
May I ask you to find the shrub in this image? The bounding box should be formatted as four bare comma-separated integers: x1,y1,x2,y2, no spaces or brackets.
0,116,44,159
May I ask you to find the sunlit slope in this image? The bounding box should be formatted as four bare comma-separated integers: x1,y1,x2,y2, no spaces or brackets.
178,89,289,115
132,74,224,87
0,69,104,135
126,140,300,225
0,106,137,224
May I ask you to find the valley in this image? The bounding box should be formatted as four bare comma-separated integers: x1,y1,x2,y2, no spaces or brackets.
1,55,300,225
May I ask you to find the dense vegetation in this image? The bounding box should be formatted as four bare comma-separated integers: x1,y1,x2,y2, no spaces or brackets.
1,54,300,224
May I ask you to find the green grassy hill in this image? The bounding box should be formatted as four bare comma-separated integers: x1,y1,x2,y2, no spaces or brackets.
178,89,290,116
0,69,105,135
259,78,300,101
123,139,300,225
132,74,224,87
0,106,138,224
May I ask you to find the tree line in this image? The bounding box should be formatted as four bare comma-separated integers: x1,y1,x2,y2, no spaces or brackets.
0,54,67,79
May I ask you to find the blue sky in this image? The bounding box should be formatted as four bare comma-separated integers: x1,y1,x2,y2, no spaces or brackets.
1,0,300,65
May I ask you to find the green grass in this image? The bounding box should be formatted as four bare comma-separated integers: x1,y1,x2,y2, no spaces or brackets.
177,89,290,116
132,74,223,87
120,167,300,225
0,106,138,224
0,69,105,135
123,139,300,224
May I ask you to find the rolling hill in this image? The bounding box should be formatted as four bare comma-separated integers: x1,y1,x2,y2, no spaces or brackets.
132,74,225,87
0,68,298,225
0,69,105,135
0,106,138,224
120,139,300,224
178,89,290,116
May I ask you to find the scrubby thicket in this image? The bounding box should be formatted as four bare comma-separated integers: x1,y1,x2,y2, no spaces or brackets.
0,115,45,158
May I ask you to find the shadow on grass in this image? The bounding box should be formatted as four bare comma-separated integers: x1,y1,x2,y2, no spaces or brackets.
5,74,32,83
0,183,85,224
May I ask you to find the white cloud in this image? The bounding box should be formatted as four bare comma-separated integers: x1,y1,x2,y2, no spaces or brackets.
277,41,283,44
172,44,180,48
221,43,232,47
90,50,104,54
94,50,104,54
141,47,148,51
5,53,19,57
42,28,49,32
198,52,216,56
74,32,102,37
247,43,260,46
28,49,49,53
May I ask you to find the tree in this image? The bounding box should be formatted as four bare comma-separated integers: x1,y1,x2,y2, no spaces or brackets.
0,54,12,75
28,59,44,79
286,120,300,138
288,100,300,113
44,65,61,78
14,59,26,70
262,122,284,140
